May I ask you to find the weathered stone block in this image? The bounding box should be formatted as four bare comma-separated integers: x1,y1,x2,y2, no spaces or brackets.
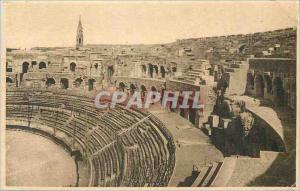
220,118,232,129
203,123,212,136
208,115,219,128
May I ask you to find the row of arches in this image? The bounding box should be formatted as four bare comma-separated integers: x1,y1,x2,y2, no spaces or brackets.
69,62,114,83
118,82,157,94
141,64,176,78
117,81,199,125
22,61,47,73
23,61,106,73
46,77,96,91
70,62,114,73
247,73,286,106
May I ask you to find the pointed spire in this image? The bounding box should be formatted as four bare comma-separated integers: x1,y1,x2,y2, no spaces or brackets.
76,15,83,49
77,15,83,31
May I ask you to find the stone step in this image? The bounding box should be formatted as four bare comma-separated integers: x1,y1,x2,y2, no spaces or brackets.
200,163,220,187
184,79,197,84
230,63,241,68
185,76,197,80
192,68,205,72
188,71,202,76
191,166,209,187
224,68,235,73
187,73,201,78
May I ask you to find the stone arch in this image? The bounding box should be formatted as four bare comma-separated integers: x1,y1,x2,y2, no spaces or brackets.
88,79,96,91
153,65,159,77
141,65,147,74
119,82,126,91
273,77,285,106
247,72,254,90
140,85,147,100
130,84,136,94
74,78,83,88
151,86,157,92
172,67,177,73
140,85,147,92
46,78,55,87
148,64,154,78
238,44,247,53
255,74,265,98
107,65,114,81
6,77,13,83
70,62,76,72
264,74,272,94
94,63,99,69
39,62,47,69
160,66,166,78
60,78,69,89
22,62,30,73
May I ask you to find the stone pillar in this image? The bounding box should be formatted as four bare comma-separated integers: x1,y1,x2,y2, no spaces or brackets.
137,63,142,78
69,78,74,90
208,115,220,128
153,66,157,78
146,65,150,78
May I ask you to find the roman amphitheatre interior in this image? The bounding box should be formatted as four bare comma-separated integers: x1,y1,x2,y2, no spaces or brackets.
5,12,297,187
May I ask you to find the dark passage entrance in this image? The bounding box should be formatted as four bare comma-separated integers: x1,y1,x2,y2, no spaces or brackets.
46,78,55,87
88,79,96,91
60,78,69,89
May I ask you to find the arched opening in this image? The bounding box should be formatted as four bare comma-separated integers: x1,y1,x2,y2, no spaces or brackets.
247,73,254,90
60,78,69,89
148,64,154,78
253,116,286,153
6,77,13,83
153,65,159,77
88,79,96,91
142,65,147,74
255,75,264,98
239,44,246,53
160,66,166,78
119,82,126,92
74,78,83,88
130,84,136,95
151,86,157,92
140,85,147,92
94,63,98,69
31,61,37,68
46,78,55,87
264,75,272,94
107,65,114,81
70,62,76,72
22,62,29,73
38,62,46,69
140,85,147,101
172,67,177,73
273,77,285,106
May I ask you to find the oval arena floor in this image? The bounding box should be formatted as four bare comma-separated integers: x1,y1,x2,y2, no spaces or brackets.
6,130,77,187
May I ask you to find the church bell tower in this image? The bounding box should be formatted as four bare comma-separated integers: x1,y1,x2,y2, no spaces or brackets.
76,16,83,49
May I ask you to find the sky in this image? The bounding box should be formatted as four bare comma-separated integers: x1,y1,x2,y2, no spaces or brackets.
3,1,299,49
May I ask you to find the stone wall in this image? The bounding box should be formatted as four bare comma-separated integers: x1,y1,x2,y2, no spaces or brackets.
112,76,166,91
224,63,249,95
246,58,296,109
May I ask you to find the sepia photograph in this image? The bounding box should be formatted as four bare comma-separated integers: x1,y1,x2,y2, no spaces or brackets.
1,1,299,189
